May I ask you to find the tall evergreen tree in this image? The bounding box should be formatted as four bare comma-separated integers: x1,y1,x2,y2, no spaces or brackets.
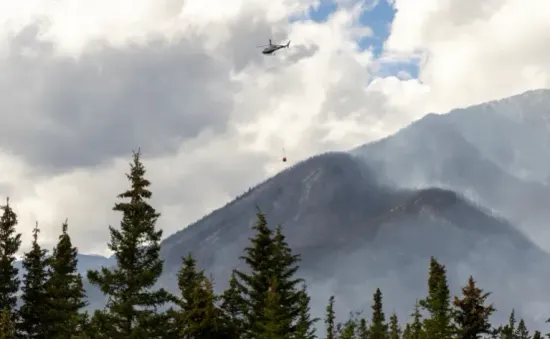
532,330,542,339
294,284,318,339
515,319,528,339
220,271,246,338
181,275,230,339
260,278,286,339
419,257,454,339
18,223,49,338
270,225,303,330
87,150,172,338
0,308,15,339
0,198,21,313
234,212,304,338
358,318,369,339
499,310,516,339
369,288,387,339
407,301,423,339
325,296,336,339
453,276,495,339
43,220,87,339
234,211,274,338
339,313,358,339
389,313,401,339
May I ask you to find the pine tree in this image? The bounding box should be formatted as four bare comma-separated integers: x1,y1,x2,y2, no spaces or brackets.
358,318,369,339
370,288,388,339
234,212,304,338
181,275,230,339
18,222,49,338
389,313,401,339
172,253,229,338
270,225,303,330
515,319,528,339
402,324,411,339
261,278,286,339
339,313,358,339
532,330,542,339
499,310,516,339
325,296,336,339
234,211,275,338
87,150,172,338
220,271,246,338
419,257,454,339
0,198,21,313
0,308,15,339
294,284,318,339
453,276,495,339
43,220,87,339
407,301,423,339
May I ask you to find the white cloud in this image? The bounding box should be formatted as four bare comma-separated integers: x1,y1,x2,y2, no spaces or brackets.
0,0,547,255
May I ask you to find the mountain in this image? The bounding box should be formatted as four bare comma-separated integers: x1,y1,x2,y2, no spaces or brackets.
155,152,550,327
352,89,550,252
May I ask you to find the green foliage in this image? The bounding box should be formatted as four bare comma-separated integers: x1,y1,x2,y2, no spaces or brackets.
220,271,246,338
419,257,454,339
515,319,529,339
325,296,336,339
18,223,49,338
357,318,369,339
0,198,21,312
0,308,15,339
43,220,88,339
389,313,401,339
369,288,388,339
6,149,549,339
294,284,318,339
234,211,305,339
87,150,172,338
453,276,495,339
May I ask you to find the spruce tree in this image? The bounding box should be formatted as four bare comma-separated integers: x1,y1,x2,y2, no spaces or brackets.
515,319,528,339
453,276,495,339
402,324,411,339
408,301,423,339
0,198,21,313
389,313,401,339
261,278,286,339
358,318,369,339
419,257,454,339
43,220,87,339
234,212,304,338
18,223,49,338
340,313,358,339
294,284,318,339
87,150,171,338
370,288,388,339
234,211,274,338
499,310,516,339
220,271,246,338
0,308,15,339
271,225,303,329
181,275,230,339
325,296,336,339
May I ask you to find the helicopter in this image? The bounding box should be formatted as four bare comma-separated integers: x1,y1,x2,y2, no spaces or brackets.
257,39,291,55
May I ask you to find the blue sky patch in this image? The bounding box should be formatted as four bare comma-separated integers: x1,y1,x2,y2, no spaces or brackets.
290,0,419,79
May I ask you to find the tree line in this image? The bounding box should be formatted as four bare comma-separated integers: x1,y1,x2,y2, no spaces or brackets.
0,150,547,338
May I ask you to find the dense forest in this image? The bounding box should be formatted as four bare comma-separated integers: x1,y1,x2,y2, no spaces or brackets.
0,150,547,338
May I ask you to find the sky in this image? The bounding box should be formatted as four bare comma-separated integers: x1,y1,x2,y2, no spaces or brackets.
0,0,549,256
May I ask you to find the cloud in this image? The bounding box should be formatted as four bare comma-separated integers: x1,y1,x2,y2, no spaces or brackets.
0,0,548,255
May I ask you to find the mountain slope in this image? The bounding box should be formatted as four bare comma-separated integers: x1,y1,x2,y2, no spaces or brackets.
156,152,550,327
352,89,550,251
